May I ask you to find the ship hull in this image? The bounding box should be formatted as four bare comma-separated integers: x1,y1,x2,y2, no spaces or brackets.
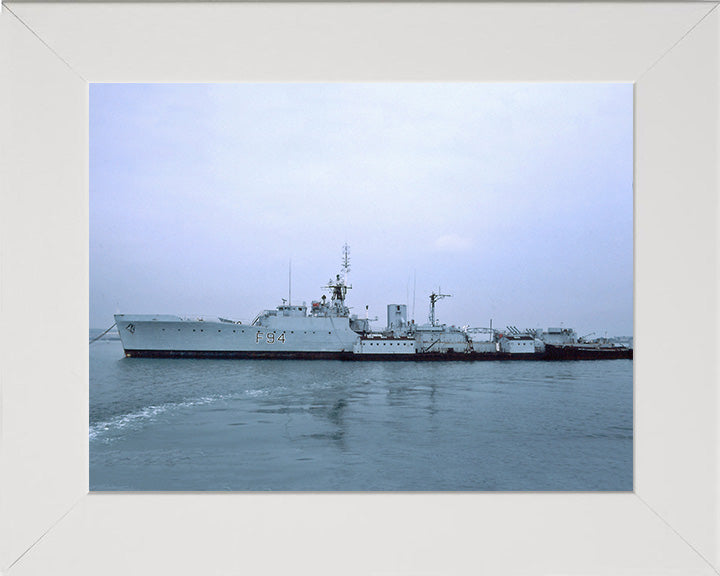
114,316,632,361
123,349,352,360
122,348,632,361
541,344,633,361
114,314,360,355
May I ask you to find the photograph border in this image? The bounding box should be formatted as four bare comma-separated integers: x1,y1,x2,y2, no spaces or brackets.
1,2,719,574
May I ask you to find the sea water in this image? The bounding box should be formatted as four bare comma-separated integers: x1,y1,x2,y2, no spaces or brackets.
90,339,632,491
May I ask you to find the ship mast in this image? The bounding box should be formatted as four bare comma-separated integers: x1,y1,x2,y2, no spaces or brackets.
429,289,451,326
341,243,351,283
336,243,352,304
325,244,352,316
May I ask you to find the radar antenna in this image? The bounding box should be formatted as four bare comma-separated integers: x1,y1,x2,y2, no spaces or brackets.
429,289,451,326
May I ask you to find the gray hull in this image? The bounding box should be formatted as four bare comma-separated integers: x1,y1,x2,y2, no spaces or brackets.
114,314,360,356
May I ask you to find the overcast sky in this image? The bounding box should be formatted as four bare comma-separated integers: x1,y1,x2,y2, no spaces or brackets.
90,83,633,336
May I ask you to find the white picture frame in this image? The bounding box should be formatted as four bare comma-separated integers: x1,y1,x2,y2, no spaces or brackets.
1,2,718,574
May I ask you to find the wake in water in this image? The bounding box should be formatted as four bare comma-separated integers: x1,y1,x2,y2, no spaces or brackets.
89,394,234,442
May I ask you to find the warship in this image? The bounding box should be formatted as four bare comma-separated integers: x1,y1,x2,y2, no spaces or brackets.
114,246,632,361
